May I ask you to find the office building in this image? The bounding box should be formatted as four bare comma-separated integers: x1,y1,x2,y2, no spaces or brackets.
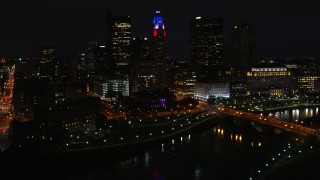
194,82,230,100
85,40,99,77
40,47,55,64
131,37,155,92
173,65,197,98
106,10,132,69
246,67,293,96
94,77,130,98
297,76,320,93
230,20,256,66
189,16,224,82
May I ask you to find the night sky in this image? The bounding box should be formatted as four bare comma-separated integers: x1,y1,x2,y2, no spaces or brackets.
1,0,320,59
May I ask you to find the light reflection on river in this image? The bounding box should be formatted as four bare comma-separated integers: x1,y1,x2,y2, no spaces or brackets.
267,107,320,123
92,107,319,180
0,135,8,150
70,118,296,180
2,107,317,179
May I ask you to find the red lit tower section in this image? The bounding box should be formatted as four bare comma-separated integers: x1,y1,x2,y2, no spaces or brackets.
151,10,167,89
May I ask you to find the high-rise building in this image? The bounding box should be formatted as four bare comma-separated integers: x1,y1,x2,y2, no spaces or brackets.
225,20,255,97
95,45,107,76
230,20,256,67
132,37,151,63
151,10,167,89
40,47,55,64
95,45,116,77
85,40,99,77
131,37,155,92
106,10,132,69
173,65,197,98
297,76,320,93
39,46,55,79
71,52,87,81
189,17,224,82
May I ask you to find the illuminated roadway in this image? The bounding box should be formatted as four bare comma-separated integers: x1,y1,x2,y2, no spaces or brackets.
215,106,319,139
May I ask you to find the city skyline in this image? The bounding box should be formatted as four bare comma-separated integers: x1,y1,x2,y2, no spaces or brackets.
0,0,320,58
2,2,320,179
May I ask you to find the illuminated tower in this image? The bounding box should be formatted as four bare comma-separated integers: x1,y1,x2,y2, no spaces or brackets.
151,9,167,89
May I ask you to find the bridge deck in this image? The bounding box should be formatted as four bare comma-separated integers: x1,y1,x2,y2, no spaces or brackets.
215,107,319,138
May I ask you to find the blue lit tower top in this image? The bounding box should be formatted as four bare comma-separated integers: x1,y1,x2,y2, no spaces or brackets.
151,1,167,89
152,10,166,37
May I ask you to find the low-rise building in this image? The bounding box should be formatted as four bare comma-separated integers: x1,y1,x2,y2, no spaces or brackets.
246,67,293,96
94,77,129,98
194,82,230,100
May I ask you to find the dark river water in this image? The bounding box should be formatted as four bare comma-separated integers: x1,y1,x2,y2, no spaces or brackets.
266,107,319,121
2,107,319,180
66,118,298,180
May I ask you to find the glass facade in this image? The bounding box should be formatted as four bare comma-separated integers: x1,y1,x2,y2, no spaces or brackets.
194,82,230,100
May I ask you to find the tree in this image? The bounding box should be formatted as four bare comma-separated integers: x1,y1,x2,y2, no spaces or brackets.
106,89,117,98
179,97,199,107
207,96,217,105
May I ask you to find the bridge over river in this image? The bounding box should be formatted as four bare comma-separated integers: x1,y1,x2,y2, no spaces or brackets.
215,107,320,139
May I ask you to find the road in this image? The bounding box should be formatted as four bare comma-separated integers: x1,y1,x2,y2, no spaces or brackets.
101,101,126,120
101,100,206,120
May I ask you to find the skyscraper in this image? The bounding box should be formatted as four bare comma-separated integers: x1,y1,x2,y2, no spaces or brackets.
151,10,167,89
231,20,256,67
39,46,55,79
95,45,116,77
85,40,99,77
131,37,155,92
226,20,256,97
40,46,55,64
189,17,224,82
105,10,132,69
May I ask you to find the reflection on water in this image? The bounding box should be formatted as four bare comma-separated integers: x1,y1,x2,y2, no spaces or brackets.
229,132,243,143
267,107,320,122
0,116,298,180
0,136,8,150
194,164,201,180
133,156,139,167
214,125,265,149
79,119,292,180
161,143,164,153
214,127,224,137
144,151,151,168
